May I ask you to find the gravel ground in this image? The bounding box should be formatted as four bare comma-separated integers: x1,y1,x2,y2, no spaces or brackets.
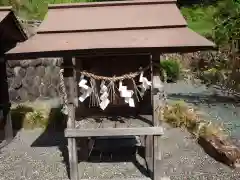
165,80,240,139
1,80,240,180
0,125,239,180
158,123,240,180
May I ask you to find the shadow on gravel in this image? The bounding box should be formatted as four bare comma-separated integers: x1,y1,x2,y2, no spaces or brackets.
31,106,70,177
168,93,240,105
30,106,150,179
82,138,149,177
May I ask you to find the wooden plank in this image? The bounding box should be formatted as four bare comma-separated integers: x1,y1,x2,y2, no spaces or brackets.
138,115,153,127
76,116,153,129
115,119,127,128
65,127,164,137
102,118,115,129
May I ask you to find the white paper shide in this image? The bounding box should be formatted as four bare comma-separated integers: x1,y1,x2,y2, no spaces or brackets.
119,81,135,107
139,71,152,97
99,81,110,110
78,76,93,102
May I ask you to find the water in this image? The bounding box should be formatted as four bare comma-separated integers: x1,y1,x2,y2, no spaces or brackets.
165,80,240,139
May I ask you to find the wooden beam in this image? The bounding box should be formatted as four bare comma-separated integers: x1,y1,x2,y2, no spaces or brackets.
65,127,164,137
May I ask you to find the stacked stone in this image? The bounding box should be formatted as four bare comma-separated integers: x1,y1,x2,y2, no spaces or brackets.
7,58,63,102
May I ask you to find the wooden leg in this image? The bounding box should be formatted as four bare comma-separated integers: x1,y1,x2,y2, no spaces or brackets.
68,138,79,180
153,135,161,180
5,112,13,141
145,135,153,178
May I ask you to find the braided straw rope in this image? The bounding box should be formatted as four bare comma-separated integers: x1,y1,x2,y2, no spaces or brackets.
63,65,150,82
59,69,69,115
59,65,150,113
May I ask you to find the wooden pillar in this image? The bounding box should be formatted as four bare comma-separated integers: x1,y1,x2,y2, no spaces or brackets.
63,56,79,180
74,58,89,162
145,54,154,176
5,105,13,141
151,53,163,180
0,57,13,146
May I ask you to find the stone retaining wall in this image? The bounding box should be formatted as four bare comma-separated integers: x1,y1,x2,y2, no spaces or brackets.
6,58,63,103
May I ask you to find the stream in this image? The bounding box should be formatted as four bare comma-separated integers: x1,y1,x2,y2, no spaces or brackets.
165,80,240,139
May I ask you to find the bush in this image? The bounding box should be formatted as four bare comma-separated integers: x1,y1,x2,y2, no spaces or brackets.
163,101,228,139
11,104,49,130
160,59,181,83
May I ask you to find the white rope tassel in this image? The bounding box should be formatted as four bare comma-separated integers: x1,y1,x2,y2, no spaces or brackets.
89,78,100,107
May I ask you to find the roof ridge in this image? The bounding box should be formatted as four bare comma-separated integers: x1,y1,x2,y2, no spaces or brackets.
0,6,12,11
48,0,177,9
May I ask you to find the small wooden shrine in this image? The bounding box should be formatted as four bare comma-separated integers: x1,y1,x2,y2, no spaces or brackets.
0,6,27,148
4,0,215,180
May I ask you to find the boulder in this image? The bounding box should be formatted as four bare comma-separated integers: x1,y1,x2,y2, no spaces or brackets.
7,60,20,68
11,76,22,89
198,135,240,168
36,66,45,77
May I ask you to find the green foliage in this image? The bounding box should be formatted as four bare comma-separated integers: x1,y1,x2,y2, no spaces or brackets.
24,110,48,129
11,104,48,129
213,0,240,48
160,59,181,83
0,0,118,19
181,0,240,47
182,0,240,94
181,5,216,37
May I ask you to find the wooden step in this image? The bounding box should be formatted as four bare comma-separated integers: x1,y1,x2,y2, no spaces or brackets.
65,126,164,137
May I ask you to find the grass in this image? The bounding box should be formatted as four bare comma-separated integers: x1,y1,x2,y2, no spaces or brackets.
11,104,48,130
10,101,65,130
181,5,217,38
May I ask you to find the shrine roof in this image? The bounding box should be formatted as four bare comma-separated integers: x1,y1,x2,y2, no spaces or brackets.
0,7,28,54
5,0,215,60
